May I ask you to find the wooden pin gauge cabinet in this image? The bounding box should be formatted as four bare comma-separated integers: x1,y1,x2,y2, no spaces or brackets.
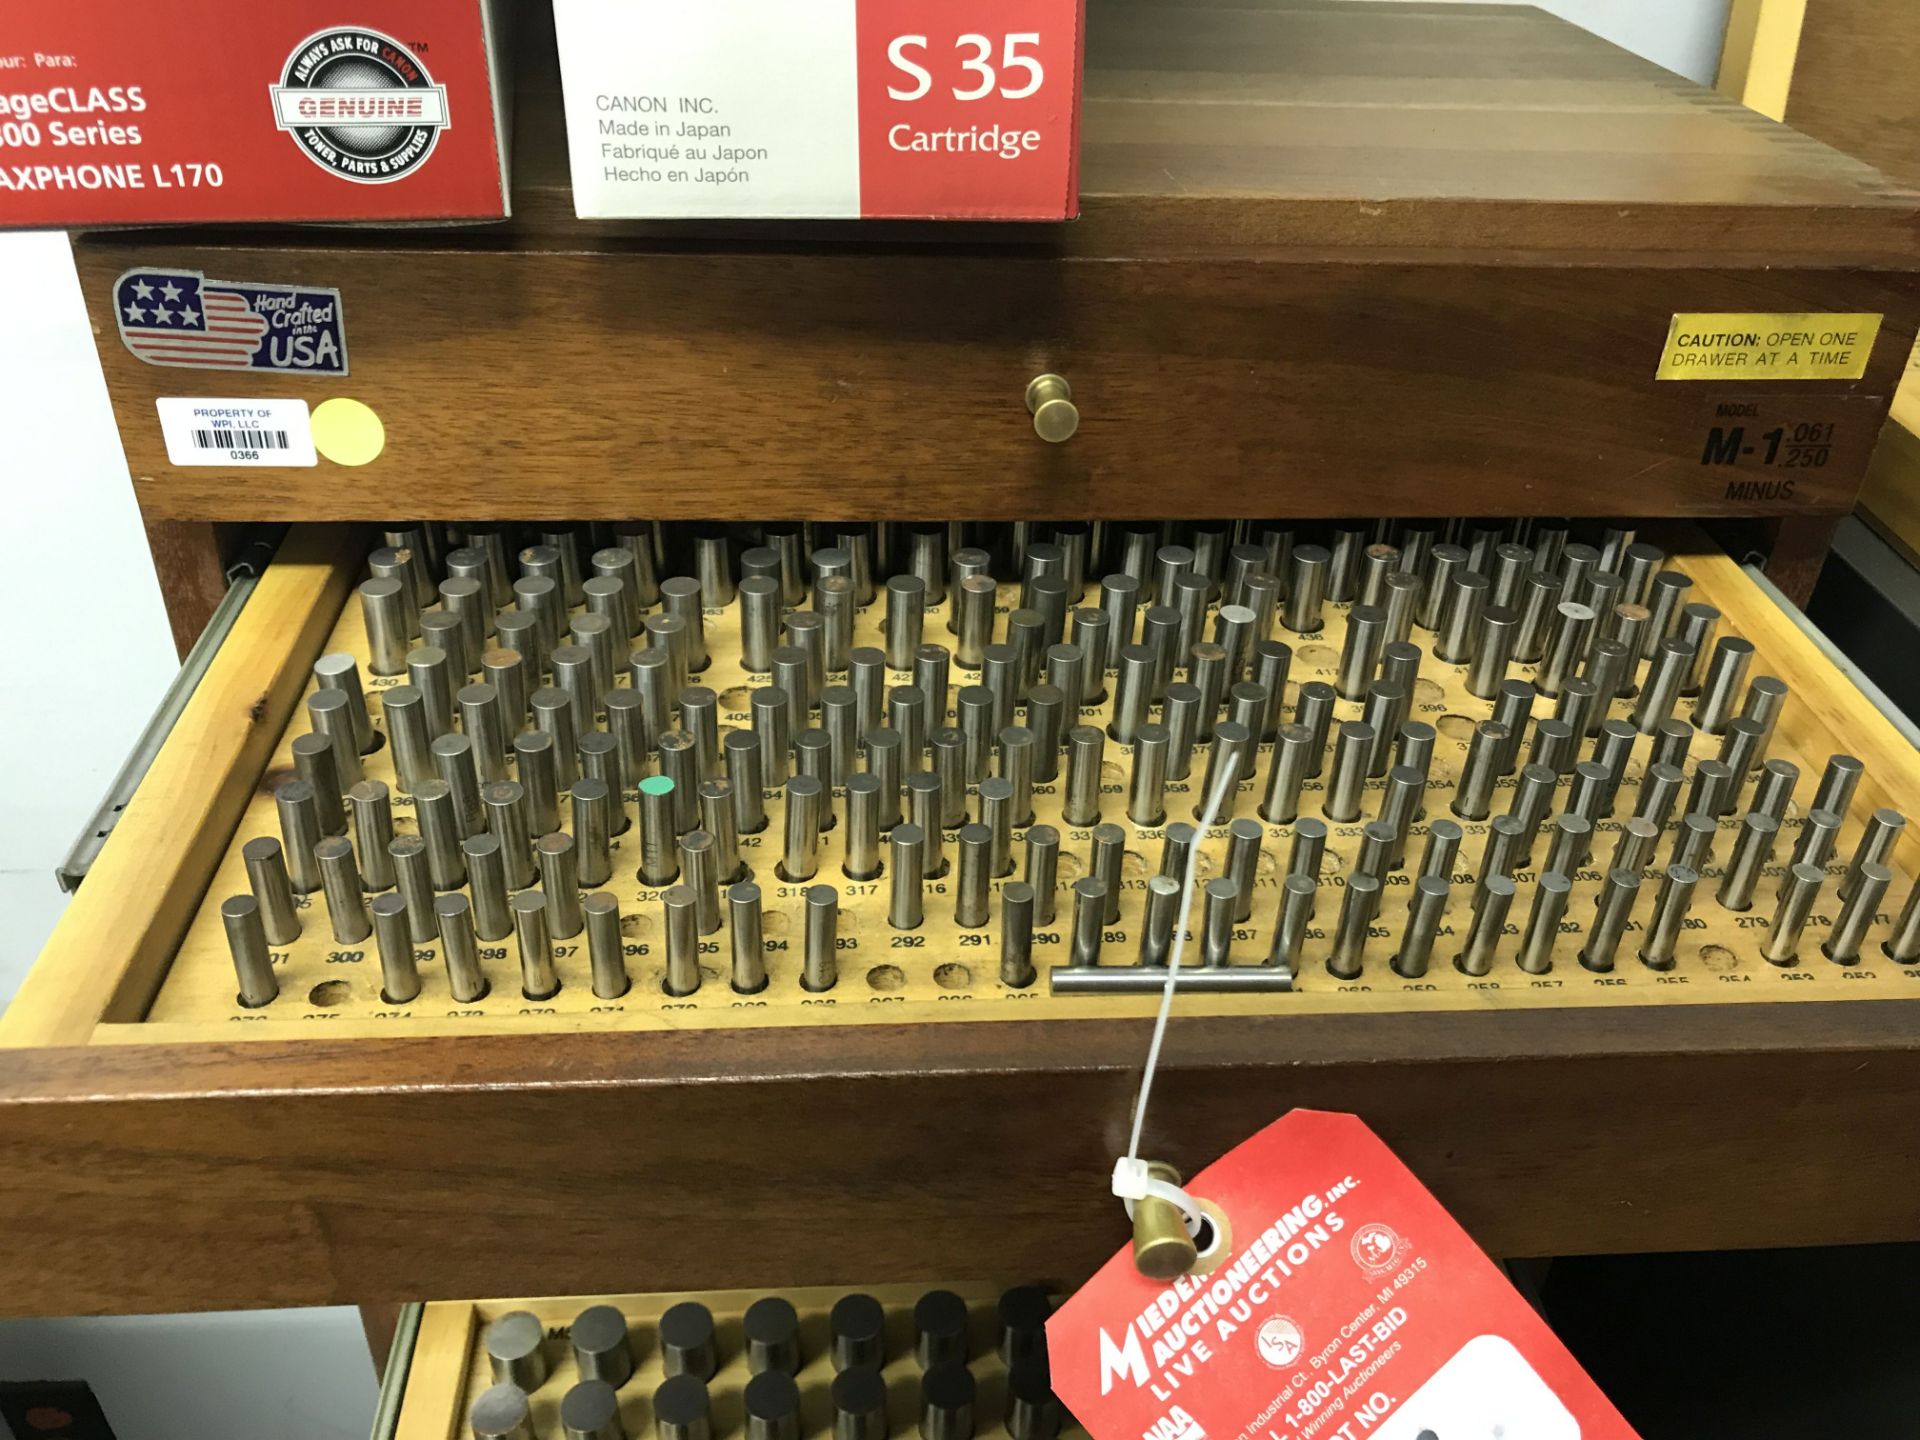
71,0,1920,647
5,0,1920,1323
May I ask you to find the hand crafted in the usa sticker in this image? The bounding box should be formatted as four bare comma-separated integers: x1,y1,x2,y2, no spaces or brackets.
1047,1112,1638,1440
114,267,348,375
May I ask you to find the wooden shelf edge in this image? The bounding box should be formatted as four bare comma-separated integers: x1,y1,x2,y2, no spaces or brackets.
0,526,359,1048
73,200,1920,270
0,1007,1918,1315
1677,539,1918,823
1861,406,1920,565
393,1302,478,1440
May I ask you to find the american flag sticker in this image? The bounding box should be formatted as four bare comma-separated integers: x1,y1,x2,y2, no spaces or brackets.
113,268,348,376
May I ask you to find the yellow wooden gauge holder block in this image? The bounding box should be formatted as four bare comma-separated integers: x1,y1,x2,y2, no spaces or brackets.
15,522,1919,1050
393,1284,1075,1440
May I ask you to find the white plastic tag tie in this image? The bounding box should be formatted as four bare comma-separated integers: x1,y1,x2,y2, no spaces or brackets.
1116,755,1242,1237
1112,1156,1201,1222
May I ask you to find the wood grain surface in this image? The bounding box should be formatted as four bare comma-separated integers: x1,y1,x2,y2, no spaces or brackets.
2,1003,1920,1317
395,1303,477,1437
495,0,1920,261
1783,0,1920,189
1863,318,1920,566
1717,0,1807,124
140,520,229,658
1861,418,1920,566
1769,0,1920,569
69,0,1920,530
0,527,355,1046
73,238,1920,526
1755,514,1844,607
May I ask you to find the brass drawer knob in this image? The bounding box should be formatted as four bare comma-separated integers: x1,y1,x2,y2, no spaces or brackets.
1131,1161,1200,1279
1025,374,1079,443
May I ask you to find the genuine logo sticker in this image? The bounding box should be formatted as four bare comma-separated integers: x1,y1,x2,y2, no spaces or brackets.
270,27,450,184
114,268,348,376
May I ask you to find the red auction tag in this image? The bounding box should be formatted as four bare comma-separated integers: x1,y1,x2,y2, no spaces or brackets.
1048,1112,1638,1440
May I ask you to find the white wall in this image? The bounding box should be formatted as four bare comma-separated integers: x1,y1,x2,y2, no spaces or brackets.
0,1309,378,1440
1355,0,1732,84
0,234,377,1439
0,232,177,1003
1526,0,1732,84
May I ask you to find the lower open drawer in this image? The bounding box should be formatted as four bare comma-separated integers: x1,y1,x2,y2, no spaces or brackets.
10,524,1919,1043
2,519,1918,1318
385,1285,1068,1440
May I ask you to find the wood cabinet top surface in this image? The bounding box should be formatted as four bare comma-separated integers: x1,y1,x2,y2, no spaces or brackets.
507,0,1920,259
81,0,1920,264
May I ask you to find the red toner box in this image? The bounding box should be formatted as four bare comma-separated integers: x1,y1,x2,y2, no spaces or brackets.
0,1,510,227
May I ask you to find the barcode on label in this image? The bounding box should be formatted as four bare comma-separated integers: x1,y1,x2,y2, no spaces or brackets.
157,397,316,467
193,428,288,450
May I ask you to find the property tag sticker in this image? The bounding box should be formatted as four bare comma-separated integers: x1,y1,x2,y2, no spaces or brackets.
1047,1112,1639,1440
157,397,316,466
1656,312,1882,381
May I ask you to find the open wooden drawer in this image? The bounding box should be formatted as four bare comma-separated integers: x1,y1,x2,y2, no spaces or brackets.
2,522,1918,1319
383,1284,1070,1440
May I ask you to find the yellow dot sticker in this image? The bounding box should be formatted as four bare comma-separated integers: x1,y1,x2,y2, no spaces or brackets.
310,397,386,465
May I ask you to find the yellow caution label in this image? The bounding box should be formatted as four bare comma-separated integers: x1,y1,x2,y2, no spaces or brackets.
1656,312,1882,381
